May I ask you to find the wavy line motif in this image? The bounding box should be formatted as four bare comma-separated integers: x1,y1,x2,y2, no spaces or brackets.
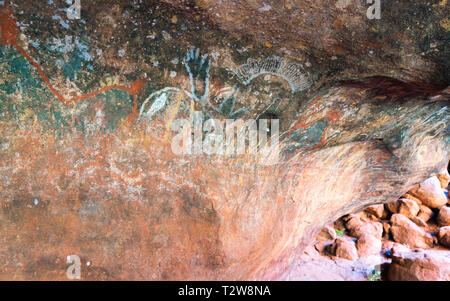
0,1,146,123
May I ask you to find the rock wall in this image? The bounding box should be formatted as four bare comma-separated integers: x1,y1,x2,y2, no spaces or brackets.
0,0,448,280
293,172,450,281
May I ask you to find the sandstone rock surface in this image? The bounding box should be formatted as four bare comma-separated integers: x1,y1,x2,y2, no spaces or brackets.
438,227,450,248
0,0,448,281
387,250,450,281
390,214,434,249
348,221,383,239
417,205,434,222
330,238,359,261
356,234,382,258
316,226,337,242
364,204,385,219
437,207,450,226
437,170,450,189
409,177,448,208
398,199,420,218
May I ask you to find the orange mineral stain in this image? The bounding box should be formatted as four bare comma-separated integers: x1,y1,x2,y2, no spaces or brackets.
0,2,17,45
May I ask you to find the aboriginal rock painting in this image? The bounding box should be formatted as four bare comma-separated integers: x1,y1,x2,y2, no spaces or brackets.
0,0,449,282
138,47,312,124
1,0,319,148
0,2,145,132
2,0,445,158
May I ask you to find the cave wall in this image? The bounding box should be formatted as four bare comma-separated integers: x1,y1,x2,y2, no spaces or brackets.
0,0,448,280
